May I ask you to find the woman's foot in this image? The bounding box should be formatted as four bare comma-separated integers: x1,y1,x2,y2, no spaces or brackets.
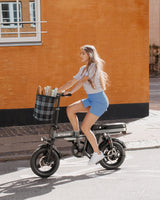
88,151,104,165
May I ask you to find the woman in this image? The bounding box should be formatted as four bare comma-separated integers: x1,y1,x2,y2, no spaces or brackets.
58,45,109,165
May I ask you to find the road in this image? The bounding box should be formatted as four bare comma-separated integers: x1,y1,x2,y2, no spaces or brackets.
0,149,160,200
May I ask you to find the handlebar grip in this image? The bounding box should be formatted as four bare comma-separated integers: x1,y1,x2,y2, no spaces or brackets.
61,93,72,97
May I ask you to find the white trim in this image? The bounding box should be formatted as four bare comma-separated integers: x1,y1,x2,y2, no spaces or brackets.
16,0,20,38
1,37,42,42
0,42,42,47
0,21,47,24
1,31,47,35
35,0,41,41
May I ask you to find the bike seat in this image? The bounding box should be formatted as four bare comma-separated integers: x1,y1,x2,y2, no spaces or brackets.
91,123,126,130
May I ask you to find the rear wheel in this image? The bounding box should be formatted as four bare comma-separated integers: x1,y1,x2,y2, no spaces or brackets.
30,147,60,178
100,141,125,170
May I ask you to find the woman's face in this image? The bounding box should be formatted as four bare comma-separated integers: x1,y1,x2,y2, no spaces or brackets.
80,49,89,64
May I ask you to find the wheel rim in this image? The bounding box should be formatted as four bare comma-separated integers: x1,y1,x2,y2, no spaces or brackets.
36,152,56,172
103,147,121,165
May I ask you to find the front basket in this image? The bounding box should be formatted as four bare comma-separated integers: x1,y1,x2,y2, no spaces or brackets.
33,94,57,121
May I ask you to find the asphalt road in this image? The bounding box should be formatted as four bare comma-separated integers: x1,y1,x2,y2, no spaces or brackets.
0,149,160,200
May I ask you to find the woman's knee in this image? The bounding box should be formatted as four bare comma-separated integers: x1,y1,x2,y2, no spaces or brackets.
67,101,82,114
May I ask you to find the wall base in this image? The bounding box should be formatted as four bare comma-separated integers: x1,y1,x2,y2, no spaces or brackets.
0,103,149,127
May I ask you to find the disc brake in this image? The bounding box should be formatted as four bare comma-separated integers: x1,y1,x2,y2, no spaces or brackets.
39,156,53,167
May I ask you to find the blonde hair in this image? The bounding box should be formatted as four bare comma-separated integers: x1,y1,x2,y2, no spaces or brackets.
80,45,109,90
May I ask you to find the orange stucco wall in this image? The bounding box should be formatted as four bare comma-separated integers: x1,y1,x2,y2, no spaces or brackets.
0,0,149,109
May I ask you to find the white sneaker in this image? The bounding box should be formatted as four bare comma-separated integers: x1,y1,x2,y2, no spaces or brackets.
88,152,105,165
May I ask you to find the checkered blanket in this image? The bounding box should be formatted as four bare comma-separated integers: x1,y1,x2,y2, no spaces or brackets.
33,95,56,121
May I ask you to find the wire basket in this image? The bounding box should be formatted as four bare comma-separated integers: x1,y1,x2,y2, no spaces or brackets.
33,94,57,121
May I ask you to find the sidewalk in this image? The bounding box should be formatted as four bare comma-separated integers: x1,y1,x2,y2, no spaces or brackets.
122,109,160,150
0,77,159,162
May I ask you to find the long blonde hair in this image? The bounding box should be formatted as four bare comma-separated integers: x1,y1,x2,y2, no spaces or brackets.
80,45,109,90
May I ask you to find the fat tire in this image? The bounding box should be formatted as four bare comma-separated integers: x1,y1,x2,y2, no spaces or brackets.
100,141,125,170
30,147,60,178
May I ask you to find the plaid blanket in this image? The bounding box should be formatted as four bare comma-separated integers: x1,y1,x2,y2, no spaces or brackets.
33,95,56,121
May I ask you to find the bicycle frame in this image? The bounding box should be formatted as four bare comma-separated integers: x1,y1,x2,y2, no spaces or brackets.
42,94,126,150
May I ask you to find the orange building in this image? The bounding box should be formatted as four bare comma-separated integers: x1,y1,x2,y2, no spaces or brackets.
0,0,149,126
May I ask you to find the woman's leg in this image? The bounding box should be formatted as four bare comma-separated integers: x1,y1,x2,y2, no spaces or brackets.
81,112,100,154
66,100,90,131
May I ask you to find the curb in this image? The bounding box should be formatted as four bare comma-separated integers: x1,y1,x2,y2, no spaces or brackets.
126,145,160,151
124,139,160,151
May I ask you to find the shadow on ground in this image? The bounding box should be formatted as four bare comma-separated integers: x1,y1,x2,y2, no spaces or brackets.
0,168,119,200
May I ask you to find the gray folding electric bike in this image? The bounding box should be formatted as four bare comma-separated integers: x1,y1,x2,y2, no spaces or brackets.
30,93,126,178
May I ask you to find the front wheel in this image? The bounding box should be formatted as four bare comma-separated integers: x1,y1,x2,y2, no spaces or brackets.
100,141,125,170
30,147,60,178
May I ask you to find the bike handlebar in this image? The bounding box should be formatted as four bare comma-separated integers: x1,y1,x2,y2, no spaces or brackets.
58,93,72,97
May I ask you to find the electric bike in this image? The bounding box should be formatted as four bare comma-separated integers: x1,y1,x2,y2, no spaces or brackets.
30,93,126,178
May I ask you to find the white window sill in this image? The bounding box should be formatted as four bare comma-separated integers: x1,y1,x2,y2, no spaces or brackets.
0,41,42,47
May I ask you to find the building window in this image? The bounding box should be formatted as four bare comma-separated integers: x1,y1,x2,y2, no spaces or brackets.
1,2,22,28
0,0,46,47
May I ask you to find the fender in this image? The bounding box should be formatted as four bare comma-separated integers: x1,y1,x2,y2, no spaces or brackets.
112,138,126,149
99,138,126,149
38,143,62,158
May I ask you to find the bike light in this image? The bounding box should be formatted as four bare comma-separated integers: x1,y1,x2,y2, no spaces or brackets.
41,137,47,142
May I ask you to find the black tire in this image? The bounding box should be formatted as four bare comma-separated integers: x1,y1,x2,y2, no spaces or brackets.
30,147,60,178
100,141,125,170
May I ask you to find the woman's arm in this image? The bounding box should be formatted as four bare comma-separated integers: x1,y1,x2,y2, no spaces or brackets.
69,76,89,94
58,78,78,93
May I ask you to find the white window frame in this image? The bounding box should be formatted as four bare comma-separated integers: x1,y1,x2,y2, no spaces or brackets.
0,2,22,28
0,0,47,47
